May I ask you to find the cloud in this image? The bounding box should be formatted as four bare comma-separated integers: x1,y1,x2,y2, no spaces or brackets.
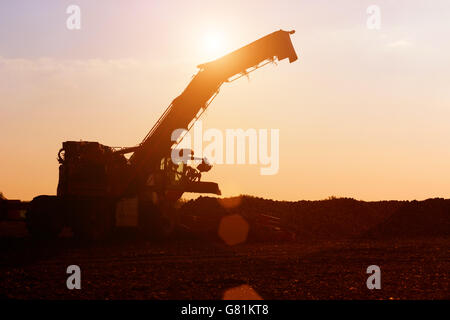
387,39,413,48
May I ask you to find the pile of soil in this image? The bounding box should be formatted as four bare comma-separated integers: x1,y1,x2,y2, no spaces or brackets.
364,198,450,239
180,196,450,241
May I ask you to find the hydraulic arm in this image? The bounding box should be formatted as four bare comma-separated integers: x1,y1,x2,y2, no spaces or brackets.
126,30,298,193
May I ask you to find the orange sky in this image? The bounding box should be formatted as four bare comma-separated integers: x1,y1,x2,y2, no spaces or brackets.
1,0,449,201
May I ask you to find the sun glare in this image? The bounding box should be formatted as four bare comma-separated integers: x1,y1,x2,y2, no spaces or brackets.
202,31,228,60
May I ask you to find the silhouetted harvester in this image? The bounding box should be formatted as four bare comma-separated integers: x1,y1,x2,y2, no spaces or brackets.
25,30,298,240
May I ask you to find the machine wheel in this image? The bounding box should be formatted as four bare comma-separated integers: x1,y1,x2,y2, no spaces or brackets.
72,198,115,242
139,202,179,240
155,204,179,239
26,196,63,240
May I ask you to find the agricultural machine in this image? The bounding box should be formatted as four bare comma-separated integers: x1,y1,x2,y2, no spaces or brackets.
6,30,298,240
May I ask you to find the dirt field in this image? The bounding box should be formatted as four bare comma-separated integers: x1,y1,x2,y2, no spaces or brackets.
0,221,448,300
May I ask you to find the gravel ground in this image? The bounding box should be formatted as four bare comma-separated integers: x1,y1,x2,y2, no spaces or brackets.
0,222,448,300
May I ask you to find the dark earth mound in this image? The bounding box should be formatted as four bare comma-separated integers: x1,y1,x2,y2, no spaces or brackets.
180,196,450,241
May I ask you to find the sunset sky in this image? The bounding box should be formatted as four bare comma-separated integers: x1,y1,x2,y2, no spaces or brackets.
1,0,449,201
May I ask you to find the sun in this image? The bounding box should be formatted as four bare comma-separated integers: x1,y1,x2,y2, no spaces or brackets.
202,31,228,60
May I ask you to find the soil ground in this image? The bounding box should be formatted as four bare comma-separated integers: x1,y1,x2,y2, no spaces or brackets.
0,221,448,300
